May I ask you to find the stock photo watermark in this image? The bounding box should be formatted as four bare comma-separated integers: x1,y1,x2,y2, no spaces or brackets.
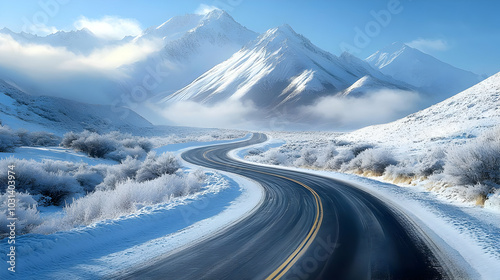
5,164,17,273
339,0,405,54
22,0,70,34
286,235,339,280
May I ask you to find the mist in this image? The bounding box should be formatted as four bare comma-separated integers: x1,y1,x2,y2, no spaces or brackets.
299,89,422,130
0,34,162,104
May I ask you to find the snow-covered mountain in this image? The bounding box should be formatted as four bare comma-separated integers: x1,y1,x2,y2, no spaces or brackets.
0,27,109,55
0,80,152,134
0,10,257,106
160,25,409,112
366,42,483,101
124,9,258,98
341,72,500,149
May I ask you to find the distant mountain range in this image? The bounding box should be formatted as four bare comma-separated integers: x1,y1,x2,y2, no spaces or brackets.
159,24,410,119
0,10,487,128
366,42,483,103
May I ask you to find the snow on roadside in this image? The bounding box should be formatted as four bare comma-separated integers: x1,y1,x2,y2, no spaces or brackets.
230,141,500,279
1,146,116,165
0,134,264,279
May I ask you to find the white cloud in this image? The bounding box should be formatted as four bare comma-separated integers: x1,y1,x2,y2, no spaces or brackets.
0,34,163,104
406,38,450,53
300,89,421,129
74,16,142,40
195,4,220,15
159,100,258,129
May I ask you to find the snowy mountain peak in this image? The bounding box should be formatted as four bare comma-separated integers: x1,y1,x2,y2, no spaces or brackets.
366,42,410,69
260,24,303,43
202,8,229,20
366,41,483,101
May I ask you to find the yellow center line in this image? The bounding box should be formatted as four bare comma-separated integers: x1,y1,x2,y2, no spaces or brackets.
200,141,324,280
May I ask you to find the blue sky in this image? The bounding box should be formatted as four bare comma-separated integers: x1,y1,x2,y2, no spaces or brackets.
0,0,498,75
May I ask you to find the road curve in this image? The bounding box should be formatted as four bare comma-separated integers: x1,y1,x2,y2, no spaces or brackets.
120,133,451,280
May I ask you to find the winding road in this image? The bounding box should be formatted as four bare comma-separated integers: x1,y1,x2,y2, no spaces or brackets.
122,133,453,279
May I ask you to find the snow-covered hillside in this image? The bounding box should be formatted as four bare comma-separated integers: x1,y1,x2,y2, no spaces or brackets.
340,72,500,150
367,42,483,102
161,25,408,112
0,80,152,134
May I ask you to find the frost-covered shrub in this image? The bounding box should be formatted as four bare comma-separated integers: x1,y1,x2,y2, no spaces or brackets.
384,164,416,181
440,184,491,205
351,144,374,157
0,192,41,235
264,149,289,165
315,145,338,168
247,148,263,156
328,149,355,170
95,157,141,191
344,148,397,175
61,130,153,161
17,130,60,146
60,172,206,227
443,130,500,187
384,149,445,182
0,126,20,152
295,149,318,167
136,152,180,182
0,158,84,205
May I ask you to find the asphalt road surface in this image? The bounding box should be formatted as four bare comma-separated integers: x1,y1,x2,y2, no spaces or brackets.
120,133,453,280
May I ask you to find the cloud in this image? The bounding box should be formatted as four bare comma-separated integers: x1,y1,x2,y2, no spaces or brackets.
74,16,142,40
406,38,450,53
159,100,258,129
195,4,220,15
0,34,163,104
300,89,421,129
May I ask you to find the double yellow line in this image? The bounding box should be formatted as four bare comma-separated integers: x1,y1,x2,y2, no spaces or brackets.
201,143,324,279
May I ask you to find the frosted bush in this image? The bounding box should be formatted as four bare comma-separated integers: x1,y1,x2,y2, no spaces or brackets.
264,149,289,165
440,184,491,204
345,148,397,175
315,145,338,168
60,172,206,227
136,152,180,182
61,130,153,161
384,163,416,181
295,149,318,167
0,192,41,235
0,125,20,152
329,149,355,170
444,131,500,187
0,158,83,205
95,157,141,191
17,130,60,146
351,144,374,156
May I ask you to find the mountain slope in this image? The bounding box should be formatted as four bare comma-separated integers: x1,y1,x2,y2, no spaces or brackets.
340,72,500,148
0,80,152,134
0,10,257,107
160,25,408,111
366,42,483,101
126,10,258,98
